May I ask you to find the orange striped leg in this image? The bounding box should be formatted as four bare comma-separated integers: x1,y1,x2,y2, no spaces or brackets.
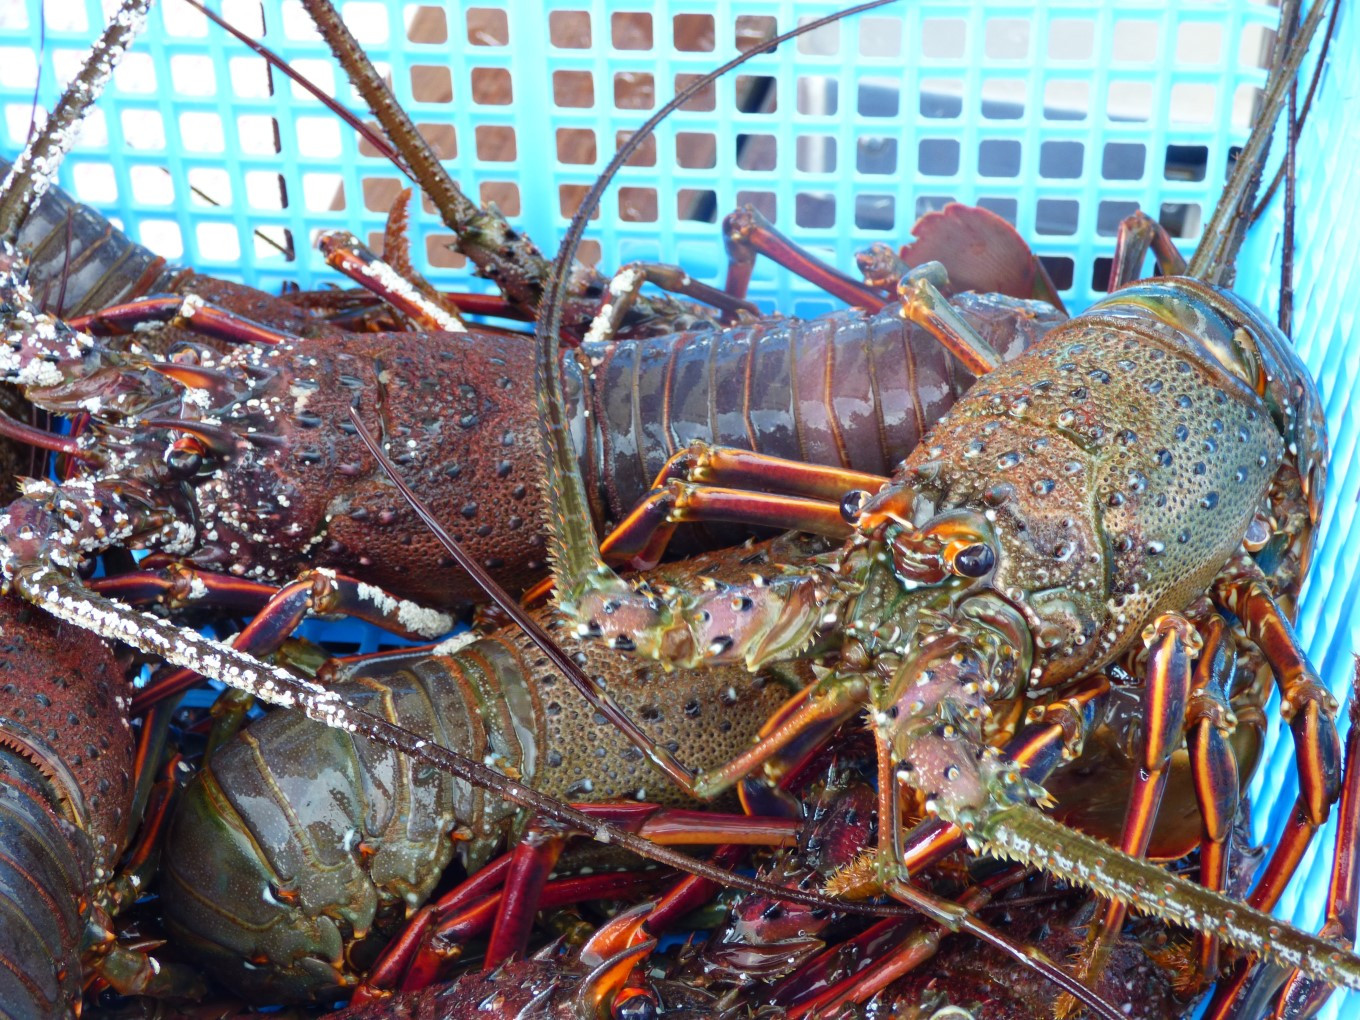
599,445,887,570
1186,614,1244,978
1065,614,1198,1010
1213,570,1342,832
895,263,1002,375
1266,665,1360,1018
723,205,890,313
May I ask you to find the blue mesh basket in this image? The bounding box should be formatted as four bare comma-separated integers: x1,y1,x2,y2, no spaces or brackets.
1,1,1357,1015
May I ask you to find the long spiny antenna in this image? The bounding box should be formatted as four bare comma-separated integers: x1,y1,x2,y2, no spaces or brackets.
1187,0,1331,286
0,0,152,245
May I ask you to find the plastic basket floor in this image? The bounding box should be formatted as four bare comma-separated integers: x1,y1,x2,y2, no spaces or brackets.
2,1,1358,1016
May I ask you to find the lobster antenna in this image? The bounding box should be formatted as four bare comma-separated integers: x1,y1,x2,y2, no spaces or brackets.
176,0,408,177
0,0,152,245
1187,0,1330,286
534,0,897,602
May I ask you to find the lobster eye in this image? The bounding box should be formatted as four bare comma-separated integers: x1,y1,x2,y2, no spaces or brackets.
952,543,995,577
612,990,658,1020
840,489,871,523
164,447,203,479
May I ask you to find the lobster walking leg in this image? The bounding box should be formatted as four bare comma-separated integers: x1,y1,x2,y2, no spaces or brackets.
1108,211,1190,290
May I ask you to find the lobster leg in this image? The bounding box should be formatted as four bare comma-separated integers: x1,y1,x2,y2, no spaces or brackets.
1106,210,1189,291
1212,561,1343,831
67,293,299,345
723,206,892,312
1061,615,1198,1014
582,262,761,345
895,263,1003,374
595,444,886,569
318,230,469,333
1264,663,1360,1019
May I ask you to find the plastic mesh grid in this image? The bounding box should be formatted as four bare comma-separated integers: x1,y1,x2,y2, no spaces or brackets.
1,2,1358,1016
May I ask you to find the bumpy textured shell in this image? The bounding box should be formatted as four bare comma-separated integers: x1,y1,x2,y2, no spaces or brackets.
0,595,134,1018
159,538,819,1004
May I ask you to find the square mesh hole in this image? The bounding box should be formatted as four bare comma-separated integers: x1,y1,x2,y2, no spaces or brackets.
1097,200,1140,237
977,197,1017,223
553,70,593,108
1041,256,1074,291
1091,257,1115,293
736,134,777,171
674,74,716,112
795,16,838,55
426,234,466,268
676,132,716,169
614,72,654,110
1159,202,1202,238
858,79,899,118
1165,145,1208,182
796,135,836,173
1171,83,1217,125
985,19,1030,59
549,10,590,48
467,8,508,45
855,194,895,231
736,15,777,52
1036,199,1078,235
797,77,837,116
796,193,836,229
919,139,960,177
673,13,714,51
612,13,653,50
1048,19,1094,61
859,17,902,58
419,123,456,159
736,76,777,113
1101,143,1145,180
411,65,452,103
921,79,962,119
615,131,656,167
1040,141,1083,179
556,128,596,165
618,187,657,222
857,137,897,175
678,189,717,222
978,139,1021,178
471,68,512,105
480,181,520,216
981,79,1025,119
1112,21,1159,62
737,190,776,222
921,19,966,60
406,6,447,44
475,125,516,162
915,195,956,218
559,185,600,220
1108,81,1153,122
1044,80,1089,120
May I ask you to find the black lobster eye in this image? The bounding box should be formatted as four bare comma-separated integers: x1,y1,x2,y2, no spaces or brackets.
164,447,203,479
840,489,871,523
612,991,659,1020
953,543,995,577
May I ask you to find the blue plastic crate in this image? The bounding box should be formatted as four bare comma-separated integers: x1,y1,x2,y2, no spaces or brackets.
1,1,1357,1015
